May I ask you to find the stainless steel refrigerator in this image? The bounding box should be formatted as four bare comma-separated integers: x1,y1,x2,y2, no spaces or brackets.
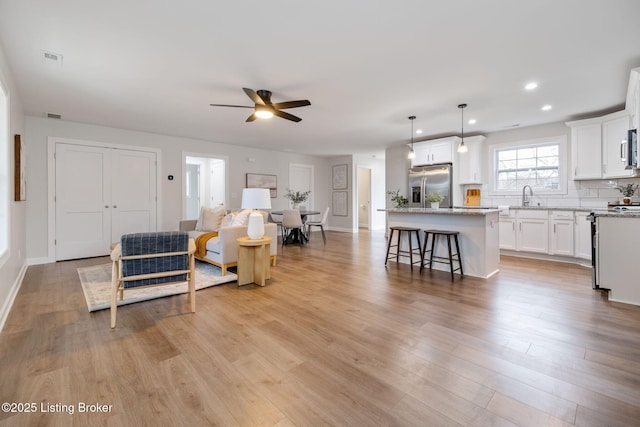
408,164,453,208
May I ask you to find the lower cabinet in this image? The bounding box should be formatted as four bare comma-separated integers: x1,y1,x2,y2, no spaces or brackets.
498,212,516,250
499,209,589,260
550,211,574,256
517,211,549,253
574,212,592,260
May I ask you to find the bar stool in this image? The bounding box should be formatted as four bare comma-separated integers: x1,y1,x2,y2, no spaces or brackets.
421,230,464,280
385,226,422,270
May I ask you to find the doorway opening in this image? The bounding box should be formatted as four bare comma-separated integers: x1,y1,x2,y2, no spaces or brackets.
184,155,227,220
357,167,371,229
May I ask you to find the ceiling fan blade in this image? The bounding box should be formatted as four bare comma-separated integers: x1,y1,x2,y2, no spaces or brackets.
243,87,265,106
246,113,258,122
272,100,311,110
273,109,302,122
209,104,253,108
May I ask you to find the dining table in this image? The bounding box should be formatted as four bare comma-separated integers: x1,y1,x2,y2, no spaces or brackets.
271,210,320,244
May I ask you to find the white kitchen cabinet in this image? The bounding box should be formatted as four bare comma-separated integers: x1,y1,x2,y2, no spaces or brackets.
411,139,453,166
574,211,592,260
626,67,640,131
412,144,431,166
603,114,633,178
550,211,574,256
500,209,549,253
567,110,633,180
568,121,602,180
499,211,517,250
457,136,486,184
517,213,549,253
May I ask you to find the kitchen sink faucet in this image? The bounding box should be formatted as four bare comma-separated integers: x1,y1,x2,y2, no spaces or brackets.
522,185,533,207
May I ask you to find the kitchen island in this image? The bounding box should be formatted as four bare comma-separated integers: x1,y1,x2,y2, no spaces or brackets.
381,208,500,278
593,210,640,306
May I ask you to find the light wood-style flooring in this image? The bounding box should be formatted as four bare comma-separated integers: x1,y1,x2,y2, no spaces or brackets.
2,230,640,426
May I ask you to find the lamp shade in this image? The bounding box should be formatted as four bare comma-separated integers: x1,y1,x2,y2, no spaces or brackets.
241,188,272,210
241,188,272,239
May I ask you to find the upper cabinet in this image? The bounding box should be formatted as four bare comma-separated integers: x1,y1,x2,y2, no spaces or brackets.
567,110,633,180
603,115,632,178
456,136,486,184
410,137,456,167
626,67,640,131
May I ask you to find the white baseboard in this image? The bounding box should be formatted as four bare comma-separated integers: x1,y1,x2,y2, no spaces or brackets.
0,262,28,333
27,256,52,266
326,226,357,233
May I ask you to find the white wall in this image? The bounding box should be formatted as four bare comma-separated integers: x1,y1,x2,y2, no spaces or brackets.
0,43,27,332
328,156,355,232
24,116,330,262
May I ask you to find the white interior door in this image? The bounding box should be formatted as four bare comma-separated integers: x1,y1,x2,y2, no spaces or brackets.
111,149,157,242
357,167,371,228
185,164,200,219
55,143,157,260
55,143,112,259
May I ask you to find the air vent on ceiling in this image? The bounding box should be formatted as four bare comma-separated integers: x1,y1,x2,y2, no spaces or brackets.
41,50,63,68
46,112,62,119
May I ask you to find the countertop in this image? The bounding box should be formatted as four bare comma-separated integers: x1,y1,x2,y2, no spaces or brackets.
380,208,499,216
590,209,640,218
455,206,595,212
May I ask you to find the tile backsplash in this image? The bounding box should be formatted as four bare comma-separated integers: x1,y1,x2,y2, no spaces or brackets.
472,177,640,208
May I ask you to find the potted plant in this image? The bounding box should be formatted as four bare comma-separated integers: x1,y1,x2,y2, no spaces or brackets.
616,183,639,205
284,188,311,209
426,192,444,209
387,189,408,208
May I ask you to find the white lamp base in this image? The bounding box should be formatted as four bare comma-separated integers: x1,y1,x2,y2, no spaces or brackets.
247,211,265,239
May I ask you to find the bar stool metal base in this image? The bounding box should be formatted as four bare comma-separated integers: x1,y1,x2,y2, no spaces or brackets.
421,230,464,280
385,226,422,270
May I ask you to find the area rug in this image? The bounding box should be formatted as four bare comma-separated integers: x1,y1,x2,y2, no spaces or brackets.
78,262,237,312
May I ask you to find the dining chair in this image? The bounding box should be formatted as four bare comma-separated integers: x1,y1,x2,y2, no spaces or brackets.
282,209,305,246
306,206,330,244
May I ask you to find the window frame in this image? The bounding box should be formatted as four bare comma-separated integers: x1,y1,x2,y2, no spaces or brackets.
0,78,9,266
488,135,568,196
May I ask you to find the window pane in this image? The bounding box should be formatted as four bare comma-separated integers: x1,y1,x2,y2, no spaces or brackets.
537,145,558,157
498,150,517,161
495,141,560,192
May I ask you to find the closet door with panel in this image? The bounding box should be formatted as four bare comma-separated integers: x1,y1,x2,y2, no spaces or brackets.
55,142,157,260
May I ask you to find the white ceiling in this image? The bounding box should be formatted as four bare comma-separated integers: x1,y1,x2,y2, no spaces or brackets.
1,1,640,157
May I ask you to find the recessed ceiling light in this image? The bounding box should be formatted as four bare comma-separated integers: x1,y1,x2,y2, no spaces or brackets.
416,129,423,134
525,82,538,90
468,119,477,125
541,104,552,111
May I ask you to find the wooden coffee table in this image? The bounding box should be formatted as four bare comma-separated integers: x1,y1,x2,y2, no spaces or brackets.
236,236,272,286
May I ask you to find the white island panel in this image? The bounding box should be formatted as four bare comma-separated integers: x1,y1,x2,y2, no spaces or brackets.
383,209,500,278
597,215,640,305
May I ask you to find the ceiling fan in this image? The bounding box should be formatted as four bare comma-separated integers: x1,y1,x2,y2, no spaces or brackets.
210,88,311,122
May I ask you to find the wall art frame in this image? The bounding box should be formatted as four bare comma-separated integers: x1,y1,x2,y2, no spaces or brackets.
332,191,348,216
332,164,348,190
14,134,26,201
246,173,277,198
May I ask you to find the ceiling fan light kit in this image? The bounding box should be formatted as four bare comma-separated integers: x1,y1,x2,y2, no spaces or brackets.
210,88,310,122
457,103,468,153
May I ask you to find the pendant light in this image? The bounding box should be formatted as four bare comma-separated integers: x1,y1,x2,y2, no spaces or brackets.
407,115,416,159
457,104,468,153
